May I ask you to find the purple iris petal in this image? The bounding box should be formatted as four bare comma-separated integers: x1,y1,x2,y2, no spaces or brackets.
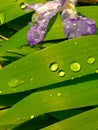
61,11,96,39
27,1,61,46
25,0,96,46
24,3,44,11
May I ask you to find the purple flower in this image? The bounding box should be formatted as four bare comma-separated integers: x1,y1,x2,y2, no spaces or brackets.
24,0,96,46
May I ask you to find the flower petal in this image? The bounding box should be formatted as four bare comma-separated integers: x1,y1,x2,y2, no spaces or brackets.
24,3,44,11
27,2,61,46
61,10,96,39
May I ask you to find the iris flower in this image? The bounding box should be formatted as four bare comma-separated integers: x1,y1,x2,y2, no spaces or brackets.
23,0,96,46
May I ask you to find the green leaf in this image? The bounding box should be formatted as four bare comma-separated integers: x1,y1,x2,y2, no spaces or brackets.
0,35,98,94
0,76,98,129
0,0,47,25
41,108,98,130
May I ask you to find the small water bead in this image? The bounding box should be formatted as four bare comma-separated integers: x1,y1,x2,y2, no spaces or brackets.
74,42,78,45
71,77,74,80
95,69,98,73
58,70,65,77
70,62,81,72
57,93,61,96
0,90,2,94
87,57,95,64
50,94,53,97
8,78,24,88
30,77,33,82
73,23,77,26
50,63,59,72
20,3,27,9
0,13,5,25
34,31,40,39
30,115,35,119
68,31,76,38
18,117,22,121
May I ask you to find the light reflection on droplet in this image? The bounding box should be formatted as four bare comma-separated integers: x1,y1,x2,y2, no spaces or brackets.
95,69,98,73
30,77,33,82
70,62,81,72
0,90,2,94
50,63,59,72
30,115,35,119
57,93,61,96
87,57,95,64
74,42,78,45
20,3,27,9
58,70,65,77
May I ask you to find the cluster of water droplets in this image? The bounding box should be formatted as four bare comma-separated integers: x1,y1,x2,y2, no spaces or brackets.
49,54,97,79
50,62,65,77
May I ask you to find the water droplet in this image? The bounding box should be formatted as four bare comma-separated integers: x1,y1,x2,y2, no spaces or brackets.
18,117,22,121
66,25,70,29
0,90,2,94
87,27,91,33
34,31,40,39
50,62,59,72
30,77,33,81
73,23,77,26
87,57,95,64
74,42,78,45
70,62,81,72
71,77,74,80
77,28,80,32
58,70,65,77
0,13,5,25
57,93,61,96
14,0,17,2
68,31,76,38
20,3,27,9
50,94,53,97
30,115,35,119
95,69,98,73
8,78,24,88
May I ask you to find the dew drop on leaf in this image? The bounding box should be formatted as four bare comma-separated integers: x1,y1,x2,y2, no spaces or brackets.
20,3,27,9
30,115,35,119
71,77,74,80
50,62,59,72
58,70,65,77
0,13,5,25
70,62,81,72
87,57,95,64
68,31,76,38
0,90,2,94
95,69,98,73
18,117,22,121
30,77,33,82
8,78,24,88
57,93,61,96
